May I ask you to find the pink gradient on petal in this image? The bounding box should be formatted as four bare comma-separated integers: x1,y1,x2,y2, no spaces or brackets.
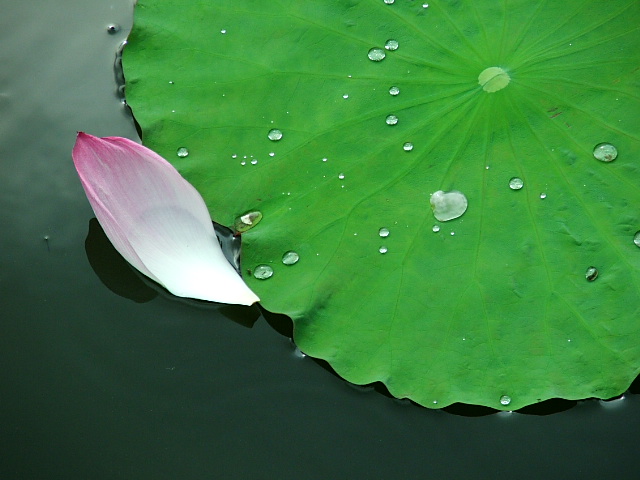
72,132,259,305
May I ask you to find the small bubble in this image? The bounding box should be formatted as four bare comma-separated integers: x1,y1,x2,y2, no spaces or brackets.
379,246,388,254
253,265,274,280
234,211,263,233
106,24,120,34
389,86,400,96
384,39,399,51
267,129,283,141
403,142,414,152
338,173,345,180
585,266,598,282
634,231,640,247
282,251,300,265
432,225,440,232
367,47,386,62
540,193,547,199
593,143,618,162
379,228,390,237
430,190,468,222
176,147,189,158
385,114,399,126
509,177,524,190
500,395,512,406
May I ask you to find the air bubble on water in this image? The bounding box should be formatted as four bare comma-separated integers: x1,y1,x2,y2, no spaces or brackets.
430,190,468,222
282,251,300,265
593,143,618,162
585,266,598,282
379,246,388,254
267,129,283,141
367,47,386,62
386,115,399,125
253,265,274,280
634,231,640,247
509,177,524,190
107,24,121,34
500,395,512,406
379,228,390,238
403,142,414,152
176,147,189,158
234,211,263,233
384,39,399,51
338,173,345,180
432,225,440,232
389,86,400,96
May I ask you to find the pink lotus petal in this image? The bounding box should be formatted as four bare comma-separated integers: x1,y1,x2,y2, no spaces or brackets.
72,132,259,305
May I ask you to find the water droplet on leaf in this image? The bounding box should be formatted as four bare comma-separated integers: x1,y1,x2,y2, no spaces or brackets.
430,190,468,222
432,225,440,232
379,246,388,254
500,395,512,406
267,129,283,141
389,86,400,96
403,142,414,152
107,24,120,34
384,39,399,51
593,143,617,162
282,251,300,265
383,0,395,5
338,173,345,180
385,114,398,126
367,47,386,62
634,231,640,247
478,67,511,93
176,147,189,158
540,193,547,199
509,177,524,190
253,265,273,280
234,211,263,233
585,266,598,282
379,228,390,237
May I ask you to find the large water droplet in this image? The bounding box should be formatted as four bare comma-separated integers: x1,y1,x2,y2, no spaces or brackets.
389,86,400,96
367,47,386,62
385,114,398,125
379,246,388,254
403,142,414,152
267,129,283,141
253,265,273,280
379,227,390,237
500,395,512,406
478,67,511,93
430,190,468,222
634,231,640,247
176,147,189,158
282,251,300,265
234,211,263,233
509,177,524,190
593,143,617,162
384,39,399,51
585,266,598,282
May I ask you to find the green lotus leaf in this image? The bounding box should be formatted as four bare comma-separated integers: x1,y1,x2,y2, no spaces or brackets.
123,0,640,409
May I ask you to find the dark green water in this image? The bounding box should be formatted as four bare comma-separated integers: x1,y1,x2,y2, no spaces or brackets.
0,1,638,478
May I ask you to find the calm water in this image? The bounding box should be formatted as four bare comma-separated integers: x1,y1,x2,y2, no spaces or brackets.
0,1,638,478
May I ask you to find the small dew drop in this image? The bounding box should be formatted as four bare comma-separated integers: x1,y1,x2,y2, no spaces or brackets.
403,142,414,152
343,94,349,99
234,211,263,233
240,161,246,166
500,395,512,406
585,266,598,282
267,129,283,141
367,47,386,62
593,143,618,162
251,159,258,165
634,231,640,247
432,225,440,232
176,147,189,158
269,152,275,157
389,86,400,96
231,154,237,158
509,177,524,190
220,29,227,34
106,24,121,34
379,246,388,254
322,157,328,162
379,228,390,238
338,173,345,180
422,3,430,7
430,190,468,222
540,193,547,199
385,114,399,126
253,265,274,280
384,39,399,51
282,251,300,265
383,0,395,4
